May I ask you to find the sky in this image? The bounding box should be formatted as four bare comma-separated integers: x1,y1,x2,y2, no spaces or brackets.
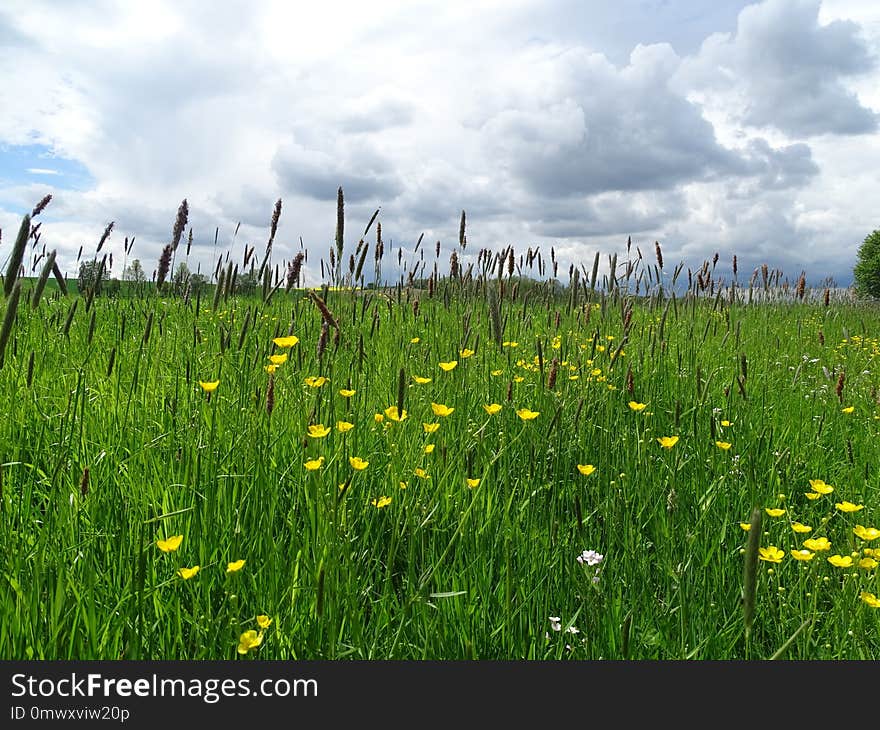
1,0,879,288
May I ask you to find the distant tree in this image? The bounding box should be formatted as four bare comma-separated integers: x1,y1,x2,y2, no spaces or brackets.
853,230,880,298
189,272,209,296
124,259,146,283
77,259,104,296
172,262,191,295
235,269,259,296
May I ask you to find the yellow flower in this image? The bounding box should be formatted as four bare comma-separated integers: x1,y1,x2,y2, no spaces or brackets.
805,492,821,501
304,456,325,471
502,341,518,348
836,501,864,513
414,468,430,480
765,508,785,518
337,420,354,433
483,403,502,415
803,536,831,552
791,522,812,534
460,348,475,359
758,546,785,563
466,478,480,488
265,364,278,373
860,591,880,608
424,444,435,454
858,557,879,569
384,406,408,422
304,376,329,387
841,406,855,414
339,388,356,397
256,614,272,629
410,337,420,344
720,420,732,427
628,401,647,412
791,549,815,561
423,422,440,433
491,369,503,376
739,522,751,531
431,402,455,417
307,424,331,438
715,441,732,451
374,413,384,423
198,380,219,393
590,368,602,377
516,408,540,421
513,376,525,383
439,360,458,371
577,464,596,476
808,479,834,494
157,535,183,553
827,554,853,568
399,481,408,490
177,565,200,580
412,376,432,384
656,436,679,449
237,629,264,655
268,353,288,365
226,559,245,574
273,335,299,348
371,495,392,509
854,524,880,541
349,456,369,471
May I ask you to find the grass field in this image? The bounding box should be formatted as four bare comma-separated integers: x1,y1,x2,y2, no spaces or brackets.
1,217,879,660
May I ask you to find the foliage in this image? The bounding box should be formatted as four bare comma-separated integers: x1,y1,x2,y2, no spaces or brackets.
853,229,880,298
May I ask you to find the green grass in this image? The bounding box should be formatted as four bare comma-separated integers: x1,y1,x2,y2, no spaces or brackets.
1,273,878,660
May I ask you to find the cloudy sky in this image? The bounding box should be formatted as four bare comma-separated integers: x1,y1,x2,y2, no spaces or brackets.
1,0,879,288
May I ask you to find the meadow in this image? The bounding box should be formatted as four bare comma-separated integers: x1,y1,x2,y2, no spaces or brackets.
1,202,879,660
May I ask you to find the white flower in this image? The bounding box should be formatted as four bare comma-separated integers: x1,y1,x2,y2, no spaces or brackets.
566,625,580,634
549,616,562,632
577,549,604,566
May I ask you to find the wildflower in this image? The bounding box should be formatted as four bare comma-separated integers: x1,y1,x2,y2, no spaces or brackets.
827,554,853,568
739,522,751,531
178,565,200,580
410,337,420,344
399,481,408,490
503,342,518,348
483,403,502,415
226,559,245,574
765,508,785,518
836,501,865,513
577,464,596,476
516,408,540,421
337,421,354,433
198,380,220,393
431,403,455,417
720,420,732,427
860,591,880,608
758,546,785,563
424,444,435,454
384,406,407,422
414,468,430,480
577,550,604,566
808,479,834,494
273,335,299,348
371,495,392,509
858,557,879,569
307,424,331,438
466,478,480,488
491,369,503,376
460,348,475,358
265,364,278,373
656,436,679,449
423,422,440,433
549,616,562,632
157,535,183,553
339,388,356,397
628,401,647,412
349,456,369,471
805,492,821,500
304,456,325,471
374,413,384,423
412,376,432,384
304,376,329,387
439,361,458,371
256,615,272,629
513,376,525,383
791,522,812,534
715,441,732,451
854,525,880,541
269,353,288,365
791,549,815,561
803,536,831,552
841,406,855,414
237,629,264,655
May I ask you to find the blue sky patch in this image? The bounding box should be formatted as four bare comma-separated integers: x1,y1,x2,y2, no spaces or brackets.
0,143,94,191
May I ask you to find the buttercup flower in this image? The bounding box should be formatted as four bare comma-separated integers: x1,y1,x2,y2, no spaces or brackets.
628,401,647,412
256,615,272,629
349,456,369,471
577,464,596,476
758,546,785,563
157,535,183,553
720,420,732,427
836,501,864,513
199,380,220,393
791,549,815,561
273,335,299,348
466,478,480,488
384,406,407,422
803,536,831,552
460,348,475,359
307,424,331,438
765,508,785,518
412,376,432,384
516,408,540,421
424,444,435,454
483,403,502,415
178,565,200,580
237,630,264,655
858,557,879,569
371,495,392,509
304,456,325,471
439,361,458,371
339,389,356,397
423,422,440,433
791,522,812,533
854,525,880,541
808,479,834,494
268,353,288,365
337,421,355,433
657,436,679,449
841,406,855,414
414,468,430,480
304,376,329,387
827,554,853,568
431,403,455,417
226,559,245,574
715,441,732,451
